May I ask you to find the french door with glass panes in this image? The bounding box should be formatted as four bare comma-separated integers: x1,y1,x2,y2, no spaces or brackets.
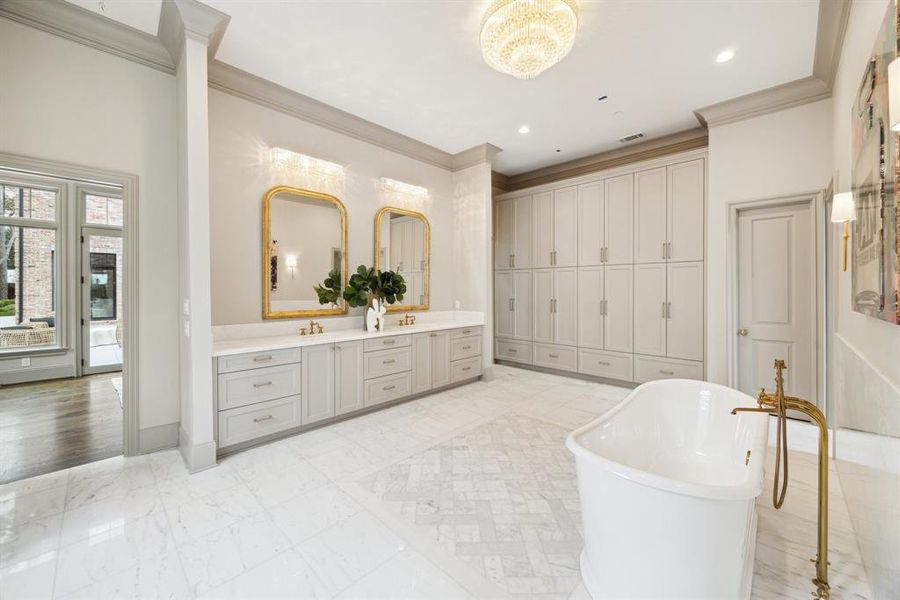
80,227,123,374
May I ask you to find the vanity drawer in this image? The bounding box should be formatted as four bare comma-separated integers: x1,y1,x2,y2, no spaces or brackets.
451,356,482,382
217,348,301,374
217,395,301,448
578,349,633,381
450,326,481,340
533,343,577,372
364,346,412,379
217,363,301,411
363,335,411,353
450,336,482,361
365,372,412,407
495,339,532,364
634,355,703,383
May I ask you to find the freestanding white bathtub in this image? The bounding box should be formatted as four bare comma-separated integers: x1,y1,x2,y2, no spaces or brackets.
566,379,769,599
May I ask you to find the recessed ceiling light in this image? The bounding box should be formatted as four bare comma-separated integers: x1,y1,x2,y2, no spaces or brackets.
518,125,530,134
715,49,735,63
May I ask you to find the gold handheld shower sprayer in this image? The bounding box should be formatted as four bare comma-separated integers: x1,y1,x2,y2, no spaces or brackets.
731,360,830,599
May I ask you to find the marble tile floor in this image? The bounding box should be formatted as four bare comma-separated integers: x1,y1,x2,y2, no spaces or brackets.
0,364,872,599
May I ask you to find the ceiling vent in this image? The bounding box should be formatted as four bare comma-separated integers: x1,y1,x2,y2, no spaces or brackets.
618,132,645,143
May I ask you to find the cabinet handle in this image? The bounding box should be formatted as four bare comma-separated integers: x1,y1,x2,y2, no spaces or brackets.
383,339,396,345
550,250,557,266
659,369,675,376
667,302,671,319
383,385,396,391
509,254,514,268
462,366,471,371
598,361,610,366
462,345,471,350
335,345,341,350
463,329,471,335
253,415,274,423
383,359,396,364
549,353,559,358
430,333,437,337
253,381,273,388
602,300,608,315
509,298,515,311
662,242,666,259
252,355,273,363
602,247,607,263
661,302,666,318
667,242,672,259
508,348,518,353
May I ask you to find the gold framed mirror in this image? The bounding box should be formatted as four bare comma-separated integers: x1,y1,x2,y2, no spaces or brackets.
262,186,348,319
374,207,430,312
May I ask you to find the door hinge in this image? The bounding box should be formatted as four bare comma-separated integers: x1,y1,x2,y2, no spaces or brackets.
80,235,84,243
80,358,85,366
81,276,85,284
81,318,84,326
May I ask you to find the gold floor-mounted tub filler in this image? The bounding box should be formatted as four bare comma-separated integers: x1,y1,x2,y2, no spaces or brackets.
731,360,830,599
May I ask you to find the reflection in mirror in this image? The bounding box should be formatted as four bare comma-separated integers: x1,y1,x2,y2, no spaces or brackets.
263,186,347,319
374,207,430,312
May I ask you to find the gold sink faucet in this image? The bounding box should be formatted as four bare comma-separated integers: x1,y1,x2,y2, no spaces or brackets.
731,360,830,599
398,313,416,326
300,320,324,336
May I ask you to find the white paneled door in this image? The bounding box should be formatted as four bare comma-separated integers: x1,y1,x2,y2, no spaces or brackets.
634,263,667,356
737,203,815,403
553,267,578,346
605,174,634,265
533,269,554,343
634,168,667,263
495,199,513,270
533,192,554,268
553,187,578,267
578,182,605,266
513,196,532,269
666,262,703,361
604,264,633,353
577,266,604,348
494,271,513,338
512,270,533,340
667,159,705,262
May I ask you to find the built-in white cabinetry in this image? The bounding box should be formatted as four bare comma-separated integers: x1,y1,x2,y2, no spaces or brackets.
533,187,577,268
494,152,705,384
494,196,532,269
214,324,483,454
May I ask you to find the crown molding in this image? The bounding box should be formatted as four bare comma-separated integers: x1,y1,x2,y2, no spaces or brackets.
158,0,230,63
694,76,831,128
452,144,503,171
813,0,852,88
497,128,708,192
0,0,175,74
208,60,465,171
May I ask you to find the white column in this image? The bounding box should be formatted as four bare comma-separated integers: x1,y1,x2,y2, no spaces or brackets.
159,0,229,472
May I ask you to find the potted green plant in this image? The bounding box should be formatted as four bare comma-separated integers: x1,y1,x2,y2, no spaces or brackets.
315,265,407,331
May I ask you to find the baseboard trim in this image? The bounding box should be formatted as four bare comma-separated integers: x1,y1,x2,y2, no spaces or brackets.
178,426,218,473
494,359,639,389
139,422,178,454
0,365,75,385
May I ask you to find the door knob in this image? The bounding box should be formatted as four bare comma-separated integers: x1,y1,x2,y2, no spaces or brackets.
738,328,749,336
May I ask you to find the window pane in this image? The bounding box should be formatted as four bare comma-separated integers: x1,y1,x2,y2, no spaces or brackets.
2,185,56,221
0,226,58,349
85,194,123,226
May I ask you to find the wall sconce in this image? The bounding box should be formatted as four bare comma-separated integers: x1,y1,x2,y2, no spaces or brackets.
379,177,428,199
889,57,900,131
285,255,297,279
269,147,344,178
831,191,855,272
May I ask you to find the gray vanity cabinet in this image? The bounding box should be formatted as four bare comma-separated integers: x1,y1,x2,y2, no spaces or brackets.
302,344,335,425
335,340,364,416
412,330,451,393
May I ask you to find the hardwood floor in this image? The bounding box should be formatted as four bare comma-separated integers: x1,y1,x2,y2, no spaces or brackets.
0,373,123,484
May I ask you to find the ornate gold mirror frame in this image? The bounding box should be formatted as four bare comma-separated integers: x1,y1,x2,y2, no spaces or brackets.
262,185,348,319
373,206,431,313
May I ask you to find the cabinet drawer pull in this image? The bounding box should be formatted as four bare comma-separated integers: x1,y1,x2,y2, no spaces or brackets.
667,242,672,259
253,414,274,423
667,302,671,319
430,333,437,337
659,369,675,376
462,329,471,335
549,353,559,358
462,366,471,372
252,355,273,363
508,348,518,353
253,381,273,388
597,361,610,366
462,345,471,350
661,242,666,260
383,339,396,345
383,384,396,391
383,359,396,364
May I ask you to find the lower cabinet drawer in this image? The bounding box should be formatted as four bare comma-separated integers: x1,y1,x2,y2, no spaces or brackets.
365,372,412,407
217,363,301,411
634,355,703,383
533,343,577,372
363,335,411,353
451,356,482,382
578,349,633,381
217,395,300,448
450,336,482,361
364,346,412,379
495,339,532,364
450,326,481,340
217,348,301,374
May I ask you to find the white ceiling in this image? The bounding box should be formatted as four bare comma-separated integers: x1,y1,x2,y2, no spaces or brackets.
65,0,820,175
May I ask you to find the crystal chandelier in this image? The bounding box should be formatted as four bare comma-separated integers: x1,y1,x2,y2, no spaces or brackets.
480,0,579,80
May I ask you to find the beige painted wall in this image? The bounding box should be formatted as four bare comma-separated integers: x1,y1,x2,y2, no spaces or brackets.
0,19,180,433
208,89,457,325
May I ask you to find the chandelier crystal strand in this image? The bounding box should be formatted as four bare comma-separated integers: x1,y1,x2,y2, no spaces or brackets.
480,0,579,80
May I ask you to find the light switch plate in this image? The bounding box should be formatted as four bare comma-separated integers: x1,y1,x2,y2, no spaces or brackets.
455,300,461,309
21,357,31,367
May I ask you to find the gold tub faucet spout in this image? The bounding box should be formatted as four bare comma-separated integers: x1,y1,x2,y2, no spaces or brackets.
730,360,830,599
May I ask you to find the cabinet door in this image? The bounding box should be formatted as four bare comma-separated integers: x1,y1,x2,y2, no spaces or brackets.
512,270,532,340
578,182,604,266
553,187,578,267
553,267,578,346
532,269,554,343
634,264,667,356
335,341,364,416
634,168,667,263
604,265,633,353
605,174,634,265
512,195,532,269
666,262,704,361
494,199,513,269
301,344,335,425
667,159,704,262
577,266,604,349
431,331,451,388
532,191,554,268
412,333,432,394
494,271,514,338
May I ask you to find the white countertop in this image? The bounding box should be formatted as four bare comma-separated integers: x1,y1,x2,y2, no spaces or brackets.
212,313,484,357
